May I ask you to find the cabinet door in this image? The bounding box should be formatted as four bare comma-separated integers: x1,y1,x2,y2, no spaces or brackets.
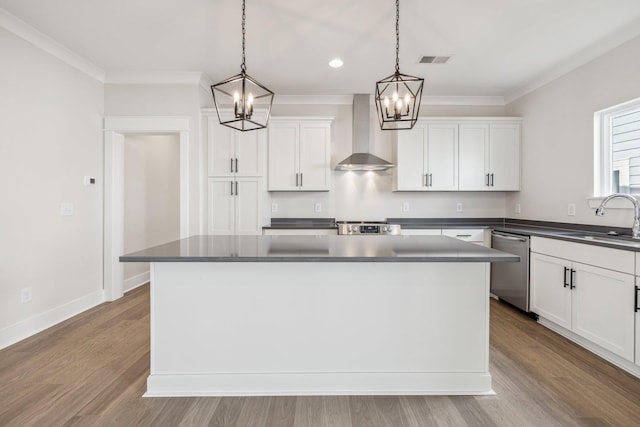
235,178,263,235
530,253,572,329
208,118,235,177
572,263,635,361
236,129,264,177
458,124,489,191
636,308,640,367
396,125,427,190
489,124,520,191
299,123,331,191
427,124,458,191
208,178,235,235
268,123,299,191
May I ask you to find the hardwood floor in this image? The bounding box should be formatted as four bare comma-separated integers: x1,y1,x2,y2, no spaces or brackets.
1,284,640,426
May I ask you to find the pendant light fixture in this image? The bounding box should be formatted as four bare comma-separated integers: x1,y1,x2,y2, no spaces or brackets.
211,0,274,132
374,0,423,130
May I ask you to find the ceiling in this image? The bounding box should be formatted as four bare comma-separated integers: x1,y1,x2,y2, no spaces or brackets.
2,0,640,101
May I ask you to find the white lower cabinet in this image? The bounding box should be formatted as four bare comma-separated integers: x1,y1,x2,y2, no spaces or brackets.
208,178,262,235
531,238,636,362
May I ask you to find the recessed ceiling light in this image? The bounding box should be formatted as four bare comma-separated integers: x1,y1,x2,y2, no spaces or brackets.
329,58,344,68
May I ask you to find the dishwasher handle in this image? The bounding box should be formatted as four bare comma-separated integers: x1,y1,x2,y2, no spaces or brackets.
492,232,528,243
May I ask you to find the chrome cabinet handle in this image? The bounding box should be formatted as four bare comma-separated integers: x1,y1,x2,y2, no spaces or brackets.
563,267,569,288
490,173,494,187
235,181,238,196
235,158,239,173
230,158,234,173
300,173,303,187
424,174,428,187
486,173,490,186
456,234,472,238
635,286,639,312
296,173,299,187
230,181,234,195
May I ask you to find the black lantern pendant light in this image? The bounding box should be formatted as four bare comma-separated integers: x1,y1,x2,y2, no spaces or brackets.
374,0,423,130
211,0,274,131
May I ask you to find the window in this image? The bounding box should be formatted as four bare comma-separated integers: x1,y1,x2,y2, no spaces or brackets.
595,98,640,196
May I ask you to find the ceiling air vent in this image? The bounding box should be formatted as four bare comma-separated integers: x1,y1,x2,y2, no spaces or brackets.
419,55,451,64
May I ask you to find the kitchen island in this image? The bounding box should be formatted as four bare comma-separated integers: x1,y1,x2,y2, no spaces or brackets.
120,235,518,397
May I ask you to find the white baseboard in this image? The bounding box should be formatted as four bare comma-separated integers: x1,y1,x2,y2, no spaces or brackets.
145,372,495,397
0,289,105,350
123,271,150,293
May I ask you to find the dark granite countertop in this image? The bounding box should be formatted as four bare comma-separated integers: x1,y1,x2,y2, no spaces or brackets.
387,218,505,229
263,218,337,230
120,235,519,263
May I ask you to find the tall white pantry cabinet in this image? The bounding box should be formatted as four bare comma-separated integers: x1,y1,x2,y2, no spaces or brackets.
207,115,263,235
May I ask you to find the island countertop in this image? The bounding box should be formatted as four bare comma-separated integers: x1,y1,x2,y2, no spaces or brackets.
120,235,518,263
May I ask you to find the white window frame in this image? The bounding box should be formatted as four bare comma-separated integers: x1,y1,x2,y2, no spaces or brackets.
594,97,640,197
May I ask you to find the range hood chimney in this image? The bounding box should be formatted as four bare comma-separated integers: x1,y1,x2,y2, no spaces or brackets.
335,94,395,171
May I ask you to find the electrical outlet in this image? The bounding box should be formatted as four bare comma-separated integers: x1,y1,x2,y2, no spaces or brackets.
568,203,576,216
60,202,74,216
314,202,322,213
456,203,463,213
402,202,410,212
515,203,521,214
271,203,278,213
21,287,32,304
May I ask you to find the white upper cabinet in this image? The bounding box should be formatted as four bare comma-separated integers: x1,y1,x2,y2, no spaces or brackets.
268,118,332,191
459,122,521,191
395,122,458,191
208,116,264,177
458,124,490,191
395,118,520,192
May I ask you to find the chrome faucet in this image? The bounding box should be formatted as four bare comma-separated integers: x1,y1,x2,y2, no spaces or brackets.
595,193,640,239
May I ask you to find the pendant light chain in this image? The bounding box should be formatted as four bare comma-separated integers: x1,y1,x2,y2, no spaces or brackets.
395,0,400,74
241,0,247,73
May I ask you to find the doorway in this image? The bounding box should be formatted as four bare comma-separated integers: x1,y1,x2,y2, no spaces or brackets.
103,117,190,301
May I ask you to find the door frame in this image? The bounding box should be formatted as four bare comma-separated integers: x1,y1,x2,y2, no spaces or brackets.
103,116,190,301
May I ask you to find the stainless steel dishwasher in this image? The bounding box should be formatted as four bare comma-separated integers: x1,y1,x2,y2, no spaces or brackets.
490,231,531,312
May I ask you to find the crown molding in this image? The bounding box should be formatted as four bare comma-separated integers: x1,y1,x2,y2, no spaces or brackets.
0,8,105,82
504,16,640,104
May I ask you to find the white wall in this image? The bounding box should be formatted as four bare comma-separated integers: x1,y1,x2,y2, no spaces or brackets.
0,28,104,342
105,84,203,235
267,103,509,220
124,134,180,290
506,35,640,228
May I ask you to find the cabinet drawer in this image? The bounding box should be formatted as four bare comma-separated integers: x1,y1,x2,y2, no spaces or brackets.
531,237,634,275
442,228,485,242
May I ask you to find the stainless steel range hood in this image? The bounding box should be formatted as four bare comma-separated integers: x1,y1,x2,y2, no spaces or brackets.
335,94,395,171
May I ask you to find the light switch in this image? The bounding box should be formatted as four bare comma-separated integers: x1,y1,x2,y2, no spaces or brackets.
456,203,463,213
271,203,278,213
314,202,322,213
60,202,74,216
402,202,410,212
568,203,576,216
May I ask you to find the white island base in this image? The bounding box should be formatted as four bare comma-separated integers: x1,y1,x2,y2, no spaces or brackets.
145,261,492,396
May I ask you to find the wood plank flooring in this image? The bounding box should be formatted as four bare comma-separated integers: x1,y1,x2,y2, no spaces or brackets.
1,284,640,426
